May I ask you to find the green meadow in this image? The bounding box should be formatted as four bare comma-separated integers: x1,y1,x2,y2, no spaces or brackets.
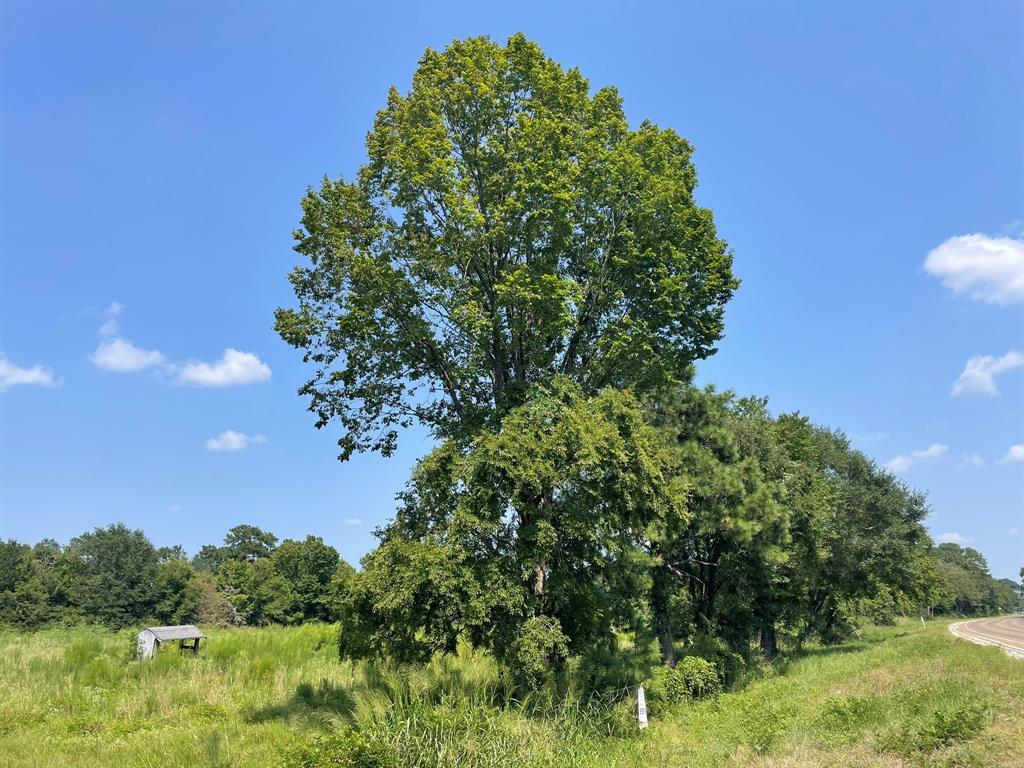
0,619,1020,768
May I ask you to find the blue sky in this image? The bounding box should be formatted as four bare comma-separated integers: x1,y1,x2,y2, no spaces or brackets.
1,2,1021,579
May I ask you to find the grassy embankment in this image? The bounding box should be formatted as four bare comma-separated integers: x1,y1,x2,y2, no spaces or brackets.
0,618,1020,767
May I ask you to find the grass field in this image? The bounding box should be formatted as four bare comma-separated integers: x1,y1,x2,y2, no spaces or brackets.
0,619,1020,767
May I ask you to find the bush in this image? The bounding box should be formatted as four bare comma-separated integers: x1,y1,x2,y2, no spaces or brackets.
281,730,393,768
509,616,570,692
880,699,989,755
916,702,987,751
645,656,721,713
677,656,721,699
688,633,747,686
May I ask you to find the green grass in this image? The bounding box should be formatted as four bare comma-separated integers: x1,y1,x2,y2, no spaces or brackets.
0,620,1020,767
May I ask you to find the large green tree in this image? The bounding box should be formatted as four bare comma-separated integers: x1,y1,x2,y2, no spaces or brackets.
275,33,737,460
646,387,787,662
340,379,676,663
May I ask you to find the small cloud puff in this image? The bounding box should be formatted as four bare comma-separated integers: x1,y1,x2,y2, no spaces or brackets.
884,443,948,474
177,349,271,387
0,355,59,391
1001,444,1024,464
98,302,124,337
91,338,166,372
956,453,985,469
951,350,1023,397
206,430,268,452
924,233,1024,304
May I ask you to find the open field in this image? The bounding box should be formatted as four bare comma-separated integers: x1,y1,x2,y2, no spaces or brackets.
0,619,1021,768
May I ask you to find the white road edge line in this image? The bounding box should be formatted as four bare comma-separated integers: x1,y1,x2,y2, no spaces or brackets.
949,617,1024,660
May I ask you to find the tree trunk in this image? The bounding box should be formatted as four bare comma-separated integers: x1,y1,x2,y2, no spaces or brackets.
532,560,546,614
759,624,777,657
651,565,676,666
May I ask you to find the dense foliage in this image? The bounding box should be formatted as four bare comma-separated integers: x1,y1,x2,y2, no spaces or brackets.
333,380,1020,682
0,524,353,630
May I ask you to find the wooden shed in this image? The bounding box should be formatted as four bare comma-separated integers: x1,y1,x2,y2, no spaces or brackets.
136,625,206,659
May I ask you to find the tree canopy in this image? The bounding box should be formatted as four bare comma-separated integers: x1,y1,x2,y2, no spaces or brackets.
275,33,737,460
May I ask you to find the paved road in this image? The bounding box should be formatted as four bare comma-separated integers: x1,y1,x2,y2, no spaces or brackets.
949,615,1024,659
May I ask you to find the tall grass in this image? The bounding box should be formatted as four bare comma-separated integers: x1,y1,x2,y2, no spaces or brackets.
0,620,1021,767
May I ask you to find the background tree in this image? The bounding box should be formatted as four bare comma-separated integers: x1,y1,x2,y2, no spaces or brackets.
0,540,51,629
270,536,342,623
221,525,278,562
191,544,224,573
65,524,159,628
152,558,200,625
275,33,737,460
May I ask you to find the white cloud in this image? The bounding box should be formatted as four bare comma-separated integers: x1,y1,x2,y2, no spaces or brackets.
957,452,985,469
90,306,166,371
98,302,124,337
1009,528,1020,537
1001,444,1024,464
924,233,1024,304
0,355,59,391
176,349,271,387
91,337,166,372
951,350,1024,397
167,503,182,513
937,532,973,545
205,430,267,452
884,443,948,473
343,518,363,526
88,305,270,387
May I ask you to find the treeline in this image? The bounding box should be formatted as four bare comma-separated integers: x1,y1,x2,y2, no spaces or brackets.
0,524,353,630
0,438,1019,646
931,543,1021,617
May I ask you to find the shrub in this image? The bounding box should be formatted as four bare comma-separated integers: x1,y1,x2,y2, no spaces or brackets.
677,656,721,699
281,730,393,768
916,702,987,751
645,656,721,714
509,615,569,692
688,633,747,686
880,699,989,755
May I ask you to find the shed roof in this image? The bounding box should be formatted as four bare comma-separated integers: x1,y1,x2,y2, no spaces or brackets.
141,625,206,641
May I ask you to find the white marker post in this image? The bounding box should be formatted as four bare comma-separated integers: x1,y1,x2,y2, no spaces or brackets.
637,685,648,729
